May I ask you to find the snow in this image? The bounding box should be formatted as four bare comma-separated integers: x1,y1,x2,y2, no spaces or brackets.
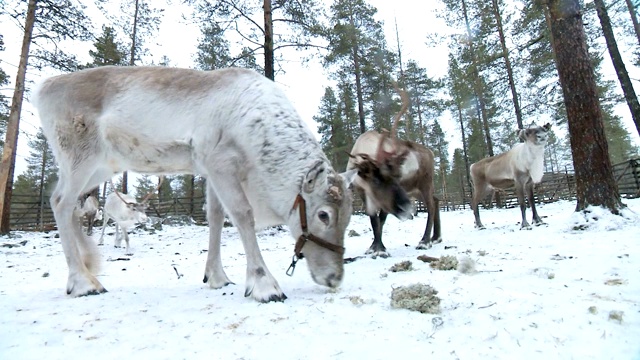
1,199,639,359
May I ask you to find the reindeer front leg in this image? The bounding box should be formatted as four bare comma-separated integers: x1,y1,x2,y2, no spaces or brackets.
204,156,286,303
515,181,531,229
527,182,544,225
202,183,233,289
366,211,390,258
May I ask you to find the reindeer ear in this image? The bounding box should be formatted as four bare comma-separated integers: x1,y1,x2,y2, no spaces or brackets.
303,160,326,193
518,129,527,141
339,169,358,186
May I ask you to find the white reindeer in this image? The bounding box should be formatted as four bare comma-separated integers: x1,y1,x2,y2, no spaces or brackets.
32,66,358,302
98,191,150,255
75,194,102,235
470,123,551,229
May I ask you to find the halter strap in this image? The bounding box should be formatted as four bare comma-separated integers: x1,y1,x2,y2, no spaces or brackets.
286,194,345,276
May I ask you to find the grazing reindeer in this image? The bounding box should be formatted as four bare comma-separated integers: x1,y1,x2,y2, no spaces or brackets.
75,193,102,235
32,66,359,302
470,123,551,229
98,190,153,255
347,85,442,258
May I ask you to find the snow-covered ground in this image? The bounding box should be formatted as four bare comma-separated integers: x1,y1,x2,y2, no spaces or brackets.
1,198,639,359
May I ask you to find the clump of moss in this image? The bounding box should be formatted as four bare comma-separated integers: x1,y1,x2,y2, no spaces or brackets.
588,306,598,315
389,260,413,272
348,230,360,237
430,255,459,270
457,256,477,274
390,283,441,314
608,310,624,323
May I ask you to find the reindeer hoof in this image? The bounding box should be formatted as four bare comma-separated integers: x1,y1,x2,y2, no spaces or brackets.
365,246,390,259
416,242,432,250
366,250,390,259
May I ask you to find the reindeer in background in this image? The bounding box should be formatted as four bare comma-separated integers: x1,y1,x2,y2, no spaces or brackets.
75,188,102,236
98,180,162,255
470,123,551,229
347,84,442,258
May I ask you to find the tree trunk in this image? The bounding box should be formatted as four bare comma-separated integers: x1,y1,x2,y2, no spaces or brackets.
122,0,140,195
348,12,366,134
263,0,274,80
491,0,524,130
547,0,623,212
594,0,640,137
0,0,36,234
456,104,472,191
461,0,494,157
625,0,640,47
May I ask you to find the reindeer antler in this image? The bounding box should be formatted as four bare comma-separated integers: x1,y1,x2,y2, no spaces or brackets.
376,81,410,164
109,175,165,205
141,175,165,203
391,80,410,140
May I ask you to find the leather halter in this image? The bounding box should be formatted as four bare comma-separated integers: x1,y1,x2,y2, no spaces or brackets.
286,194,345,276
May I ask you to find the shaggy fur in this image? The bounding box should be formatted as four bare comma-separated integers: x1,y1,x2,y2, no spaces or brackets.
470,123,551,229
348,131,442,257
32,66,358,302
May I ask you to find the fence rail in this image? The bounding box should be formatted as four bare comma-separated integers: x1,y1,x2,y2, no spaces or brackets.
8,158,640,231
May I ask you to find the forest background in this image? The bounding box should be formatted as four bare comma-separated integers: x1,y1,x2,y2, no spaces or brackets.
1,0,639,207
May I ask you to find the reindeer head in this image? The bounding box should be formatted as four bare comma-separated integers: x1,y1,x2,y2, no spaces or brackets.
349,136,413,220
292,160,356,288
518,123,551,146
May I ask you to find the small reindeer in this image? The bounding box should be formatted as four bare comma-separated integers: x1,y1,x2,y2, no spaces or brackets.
75,194,102,235
98,191,150,255
470,123,551,229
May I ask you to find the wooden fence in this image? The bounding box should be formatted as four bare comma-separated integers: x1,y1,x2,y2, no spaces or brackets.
428,158,639,211
8,158,640,230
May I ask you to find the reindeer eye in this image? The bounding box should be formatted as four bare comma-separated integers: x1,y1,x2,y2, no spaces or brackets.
318,211,330,224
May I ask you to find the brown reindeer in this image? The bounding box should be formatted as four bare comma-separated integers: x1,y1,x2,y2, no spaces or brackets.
347,84,442,258
470,123,551,229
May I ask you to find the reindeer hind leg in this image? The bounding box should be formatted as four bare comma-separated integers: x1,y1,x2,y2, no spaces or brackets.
52,165,107,296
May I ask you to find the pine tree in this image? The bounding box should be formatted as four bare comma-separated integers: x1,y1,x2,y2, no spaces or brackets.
86,26,127,68
195,22,231,70
325,0,384,134
403,60,444,146
11,129,58,228
426,120,449,193
447,148,469,209
316,87,350,171
189,0,325,80
1,0,93,233
547,0,623,213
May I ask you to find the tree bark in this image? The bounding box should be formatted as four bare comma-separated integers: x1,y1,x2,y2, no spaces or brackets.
594,0,640,137
456,104,472,191
122,0,140,195
0,0,37,234
491,0,524,130
625,0,640,47
263,0,274,80
350,23,366,133
546,0,623,212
